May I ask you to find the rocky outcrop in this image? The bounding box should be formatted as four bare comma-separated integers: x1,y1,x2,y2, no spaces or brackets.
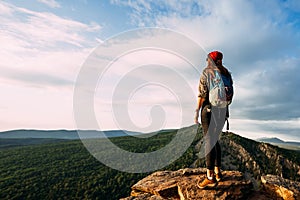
261,175,300,200
120,168,253,200
121,168,300,200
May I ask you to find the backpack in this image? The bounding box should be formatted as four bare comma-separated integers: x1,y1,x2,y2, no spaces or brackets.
208,68,233,131
208,68,233,107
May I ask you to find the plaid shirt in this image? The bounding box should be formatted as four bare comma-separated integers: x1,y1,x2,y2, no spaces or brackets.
198,67,212,99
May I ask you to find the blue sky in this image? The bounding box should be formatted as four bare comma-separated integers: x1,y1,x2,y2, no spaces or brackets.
0,0,300,142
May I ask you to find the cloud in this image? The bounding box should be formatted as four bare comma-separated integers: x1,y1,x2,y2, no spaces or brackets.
1,66,74,88
231,118,300,142
0,1,13,15
76,29,205,131
232,57,300,120
0,2,101,49
110,1,299,71
0,47,92,89
110,0,205,26
0,82,76,131
37,0,61,8
0,1,102,131
0,1,100,88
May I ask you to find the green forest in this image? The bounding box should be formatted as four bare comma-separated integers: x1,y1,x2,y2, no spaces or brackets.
0,128,200,200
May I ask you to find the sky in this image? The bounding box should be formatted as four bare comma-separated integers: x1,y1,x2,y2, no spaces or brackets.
0,0,300,142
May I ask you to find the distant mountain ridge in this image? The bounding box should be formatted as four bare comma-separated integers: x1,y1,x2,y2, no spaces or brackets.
257,137,300,151
257,137,285,143
0,129,141,140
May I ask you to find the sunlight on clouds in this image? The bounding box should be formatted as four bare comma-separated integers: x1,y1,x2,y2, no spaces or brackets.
111,0,297,65
0,1,100,87
76,29,206,132
0,1,13,15
0,45,92,88
0,1,101,131
0,83,75,131
1,2,101,48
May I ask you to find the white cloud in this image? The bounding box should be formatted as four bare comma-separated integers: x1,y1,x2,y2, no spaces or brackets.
0,2,101,131
37,0,61,8
0,2,100,86
111,0,298,60
0,1,13,15
75,29,205,132
0,83,75,131
0,2,101,49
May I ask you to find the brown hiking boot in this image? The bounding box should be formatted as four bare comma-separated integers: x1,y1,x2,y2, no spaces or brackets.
197,177,217,189
215,173,223,182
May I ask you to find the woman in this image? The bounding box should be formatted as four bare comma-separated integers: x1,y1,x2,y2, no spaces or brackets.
194,51,233,189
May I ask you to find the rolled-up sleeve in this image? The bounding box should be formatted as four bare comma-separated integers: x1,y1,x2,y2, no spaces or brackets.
198,69,208,98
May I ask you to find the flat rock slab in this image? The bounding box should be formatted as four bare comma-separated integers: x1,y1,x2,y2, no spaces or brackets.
178,170,252,200
121,168,253,200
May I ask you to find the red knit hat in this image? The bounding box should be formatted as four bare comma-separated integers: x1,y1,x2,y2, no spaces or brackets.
208,51,223,62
